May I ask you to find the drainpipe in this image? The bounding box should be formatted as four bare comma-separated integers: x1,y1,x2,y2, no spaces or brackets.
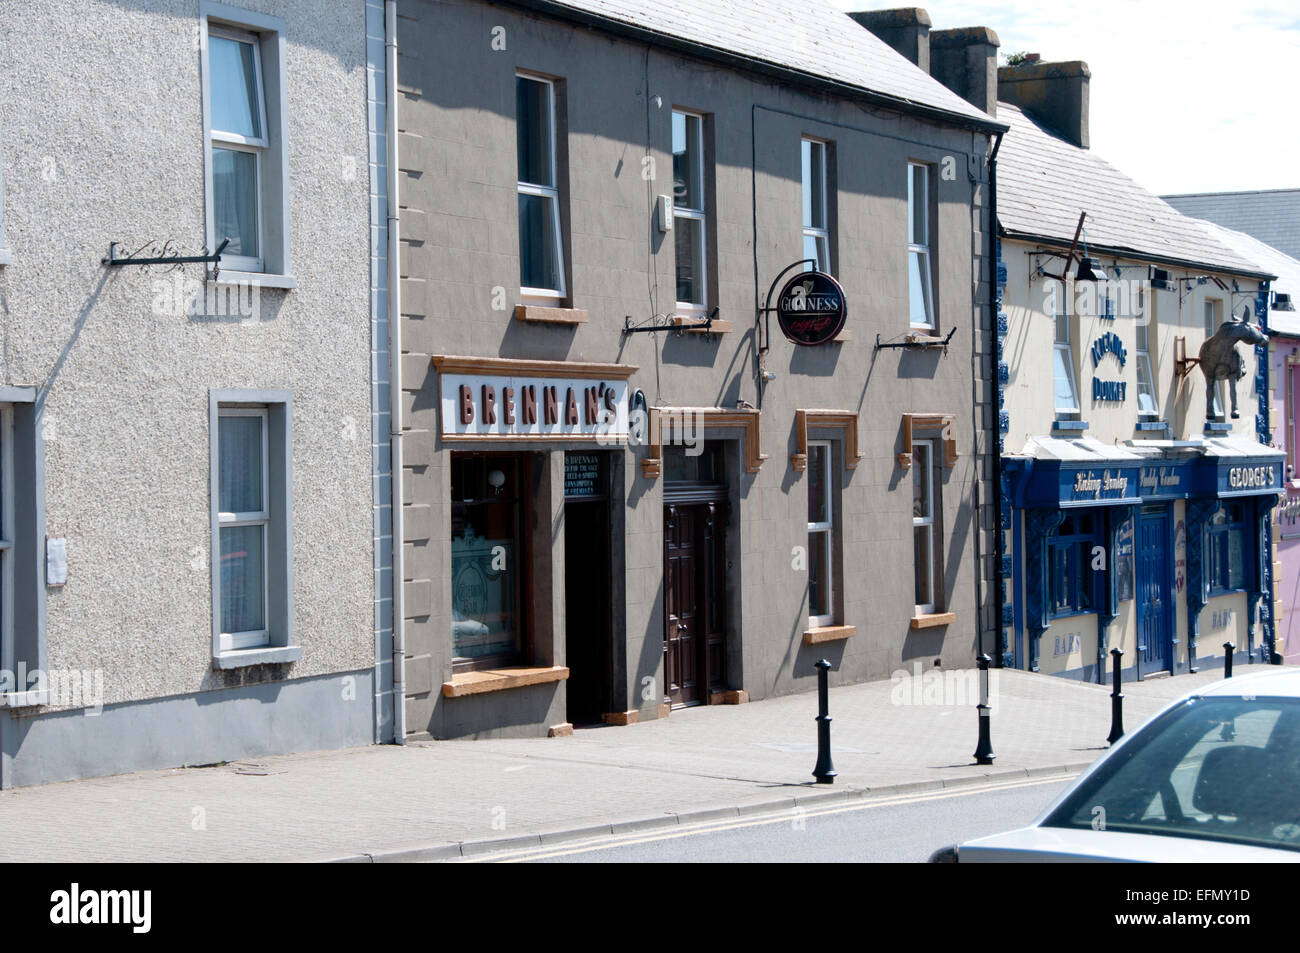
386,0,406,745
988,130,1005,667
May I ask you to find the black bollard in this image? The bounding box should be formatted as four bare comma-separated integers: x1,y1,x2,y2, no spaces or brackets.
812,658,837,784
1107,648,1125,745
973,654,995,765
1223,642,1234,679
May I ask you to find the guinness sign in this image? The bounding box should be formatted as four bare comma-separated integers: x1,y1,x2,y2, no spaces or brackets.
776,271,847,346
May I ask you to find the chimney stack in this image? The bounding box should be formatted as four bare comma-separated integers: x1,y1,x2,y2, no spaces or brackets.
849,8,931,71
929,27,1000,118
997,60,1091,148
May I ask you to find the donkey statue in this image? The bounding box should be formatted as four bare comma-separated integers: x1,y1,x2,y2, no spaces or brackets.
1199,309,1270,420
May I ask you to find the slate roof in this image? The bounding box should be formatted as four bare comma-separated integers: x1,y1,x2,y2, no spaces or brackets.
1193,218,1300,337
1161,190,1300,262
530,0,1000,127
996,103,1270,279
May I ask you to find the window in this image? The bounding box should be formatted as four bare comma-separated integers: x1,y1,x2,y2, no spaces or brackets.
907,162,935,329
1048,512,1097,617
912,439,942,613
0,392,45,701
210,390,295,664
451,454,528,667
516,74,565,301
1053,295,1080,414
1205,297,1223,337
1207,502,1248,594
0,117,8,265
201,4,289,279
673,110,708,311
801,138,831,274
1135,288,1159,416
807,441,834,627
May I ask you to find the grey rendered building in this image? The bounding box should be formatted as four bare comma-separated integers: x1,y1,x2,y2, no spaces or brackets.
383,0,1007,740
0,1,379,785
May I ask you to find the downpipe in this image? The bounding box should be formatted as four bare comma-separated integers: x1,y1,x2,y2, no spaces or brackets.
386,0,406,745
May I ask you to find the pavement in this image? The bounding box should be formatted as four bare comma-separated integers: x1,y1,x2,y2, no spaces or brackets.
0,666,1233,862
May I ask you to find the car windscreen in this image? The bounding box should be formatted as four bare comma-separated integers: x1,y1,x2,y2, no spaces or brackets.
1043,695,1300,852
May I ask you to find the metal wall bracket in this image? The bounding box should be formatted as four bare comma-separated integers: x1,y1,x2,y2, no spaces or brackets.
103,237,229,279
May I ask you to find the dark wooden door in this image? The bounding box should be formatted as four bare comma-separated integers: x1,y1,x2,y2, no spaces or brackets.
565,499,610,725
664,505,701,706
1137,509,1172,674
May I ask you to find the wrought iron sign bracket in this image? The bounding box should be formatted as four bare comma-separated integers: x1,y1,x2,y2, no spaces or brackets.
623,307,721,339
103,237,230,279
875,325,957,351
757,258,816,354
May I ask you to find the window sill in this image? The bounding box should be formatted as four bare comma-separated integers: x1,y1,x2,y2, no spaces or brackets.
442,665,569,698
514,304,587,325
209,271,298,290
803,624,856,645
213,645,303,670
1207,588,1247,599
1205,422,1233,433
910,612,956,630
0,690,49,708
1052,419,1089,433
1047,610,1096,622
671,315,734,334
0,248,11,266
1135,419,1168,432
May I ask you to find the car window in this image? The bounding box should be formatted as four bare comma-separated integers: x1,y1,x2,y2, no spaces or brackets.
1044,696,1300,852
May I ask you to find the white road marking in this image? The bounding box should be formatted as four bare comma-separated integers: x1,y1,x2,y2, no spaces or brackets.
451,773,1077,863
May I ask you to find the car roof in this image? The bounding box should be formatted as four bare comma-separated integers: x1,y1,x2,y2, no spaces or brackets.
1191,668,1300,700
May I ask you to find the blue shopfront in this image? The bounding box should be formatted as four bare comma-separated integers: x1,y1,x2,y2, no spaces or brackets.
1003,443,1283,682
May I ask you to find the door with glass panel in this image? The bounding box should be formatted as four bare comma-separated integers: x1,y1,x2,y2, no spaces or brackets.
1137,506,1172,674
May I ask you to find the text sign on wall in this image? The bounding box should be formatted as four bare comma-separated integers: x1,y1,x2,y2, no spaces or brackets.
564,452,604,498
440,373,629,441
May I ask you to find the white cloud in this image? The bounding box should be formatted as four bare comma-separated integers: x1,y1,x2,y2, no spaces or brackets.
830,0,1300,193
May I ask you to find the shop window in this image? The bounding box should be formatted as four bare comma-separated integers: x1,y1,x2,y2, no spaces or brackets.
451,454,528,667
1049,512,1097,617
673,109,709,313
517,73,566,302
807,441,835,627
1207,502,1248,595
801,137,833,274
907,161,935,329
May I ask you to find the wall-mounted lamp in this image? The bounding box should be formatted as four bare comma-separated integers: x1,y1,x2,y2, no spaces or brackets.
1075,256,1108,283
1274,292,1295,312
488,469,506,494
1149,267,1174,291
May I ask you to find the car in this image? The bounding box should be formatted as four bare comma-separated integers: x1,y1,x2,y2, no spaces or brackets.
930,668,1300,862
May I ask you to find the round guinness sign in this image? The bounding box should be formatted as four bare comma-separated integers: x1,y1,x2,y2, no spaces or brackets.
776,271,847,346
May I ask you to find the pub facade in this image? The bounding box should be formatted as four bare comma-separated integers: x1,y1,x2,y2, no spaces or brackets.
990,60,1283,681
382,0,1005,740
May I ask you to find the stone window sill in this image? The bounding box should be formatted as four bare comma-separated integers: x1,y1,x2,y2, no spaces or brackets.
803,624,856,645
0,248,11,267
213,645,303,670
910,612,956,630
514,304,588,325
442,665,569,698
0,690,49,708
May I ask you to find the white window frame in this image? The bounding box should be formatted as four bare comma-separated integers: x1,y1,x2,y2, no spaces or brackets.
1134,288,1159,417
1205,297,1223,337
216,407,271,651
913,439,937,615
1054,296,1080,414
516,73,566,303
0,117,9,266
802,137,831,275
199,3,292,283
0,405,13,674
673,109,708,314
908,161,935,329
807,440,834,628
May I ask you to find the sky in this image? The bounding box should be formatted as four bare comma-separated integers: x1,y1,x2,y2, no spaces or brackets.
829,0,1300,196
